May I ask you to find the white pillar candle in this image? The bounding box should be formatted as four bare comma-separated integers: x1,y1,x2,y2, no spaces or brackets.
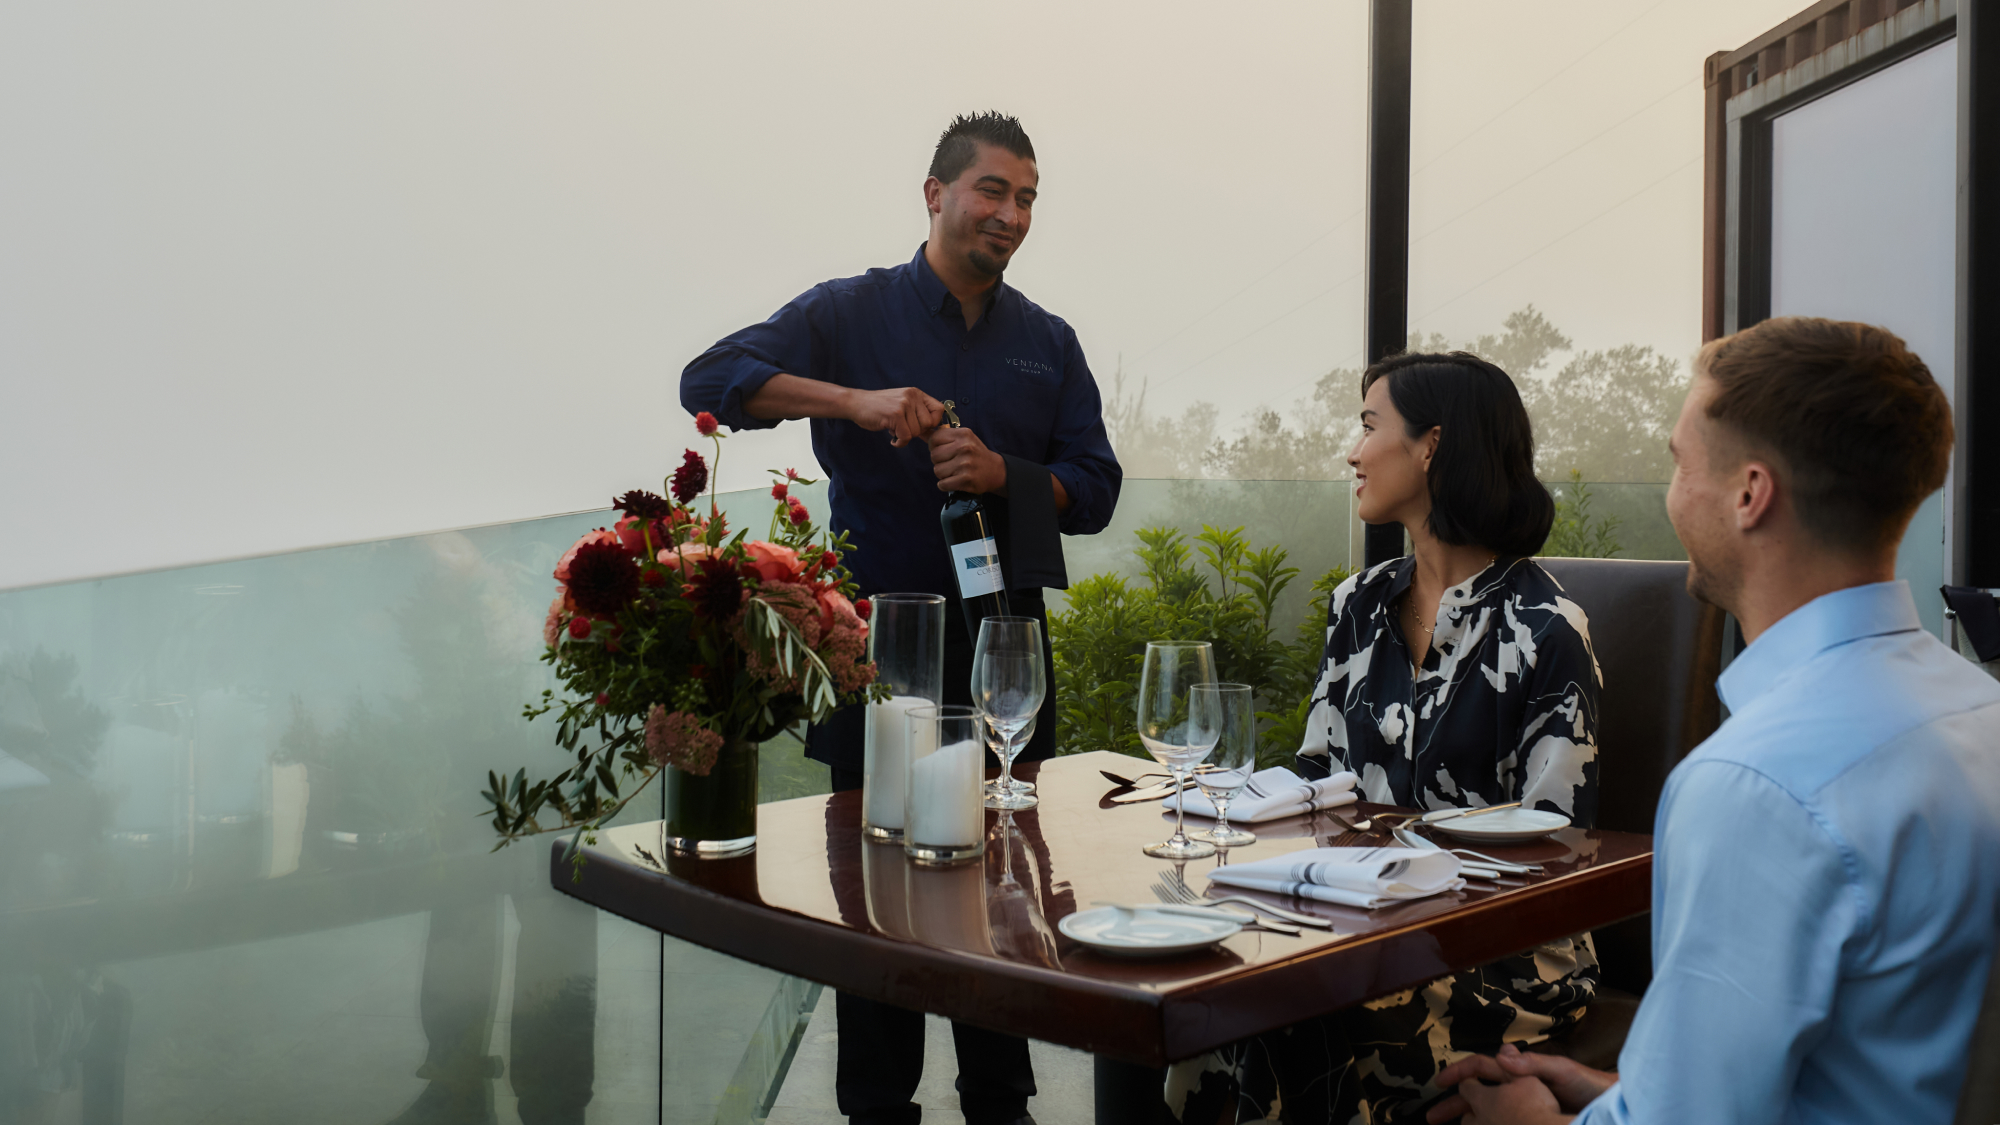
906,737,984,848
864,695,930,832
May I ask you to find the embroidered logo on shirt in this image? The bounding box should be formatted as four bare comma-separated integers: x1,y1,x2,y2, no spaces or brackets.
1002,358,1055,375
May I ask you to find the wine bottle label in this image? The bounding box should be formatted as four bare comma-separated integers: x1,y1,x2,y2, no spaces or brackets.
949,537,1005,599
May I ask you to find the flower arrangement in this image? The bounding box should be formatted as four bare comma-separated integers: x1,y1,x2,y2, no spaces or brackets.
484,413,884,850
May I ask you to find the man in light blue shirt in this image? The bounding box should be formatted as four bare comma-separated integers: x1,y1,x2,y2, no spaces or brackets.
1429,316,2000,1124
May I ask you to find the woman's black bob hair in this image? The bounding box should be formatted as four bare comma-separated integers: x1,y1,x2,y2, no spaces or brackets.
1361,351,1554,558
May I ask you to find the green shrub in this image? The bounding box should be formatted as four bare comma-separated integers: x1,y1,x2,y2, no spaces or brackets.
1051,524,1351,767
1541,469,1624,559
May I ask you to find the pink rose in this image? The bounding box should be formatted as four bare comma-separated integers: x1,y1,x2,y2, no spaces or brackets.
543,595,566,647
743,541,801,583
658,541,716,573
815,588,860,637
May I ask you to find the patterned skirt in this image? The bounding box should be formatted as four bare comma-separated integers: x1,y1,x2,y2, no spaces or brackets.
1166,935,1599,1124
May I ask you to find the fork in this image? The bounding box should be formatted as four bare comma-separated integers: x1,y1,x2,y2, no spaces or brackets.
1140,890,1301,935
1100,768,1173,788
1153,875,1335,928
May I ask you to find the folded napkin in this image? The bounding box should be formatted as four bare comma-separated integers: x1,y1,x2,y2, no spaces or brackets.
1162,766,1358,823
1207,846,1464,909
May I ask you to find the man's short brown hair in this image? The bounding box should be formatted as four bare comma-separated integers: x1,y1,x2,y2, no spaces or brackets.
1697,316,1952,554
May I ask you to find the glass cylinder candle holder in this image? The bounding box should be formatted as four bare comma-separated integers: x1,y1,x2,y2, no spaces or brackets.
903,705,986,865
863,594,946,841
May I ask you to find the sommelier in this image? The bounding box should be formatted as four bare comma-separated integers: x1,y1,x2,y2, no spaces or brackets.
678,111,1121,1125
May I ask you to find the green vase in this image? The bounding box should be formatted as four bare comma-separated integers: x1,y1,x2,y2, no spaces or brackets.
663,736,758,857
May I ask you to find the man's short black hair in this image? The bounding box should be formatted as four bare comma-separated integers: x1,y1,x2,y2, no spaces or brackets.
1362,352,1555,558
929,112,1036,185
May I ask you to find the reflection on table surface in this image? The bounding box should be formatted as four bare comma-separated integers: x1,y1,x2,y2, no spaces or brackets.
585,750,1649,1011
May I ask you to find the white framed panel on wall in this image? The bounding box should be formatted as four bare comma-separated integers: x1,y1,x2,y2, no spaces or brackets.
1769,37,1958,637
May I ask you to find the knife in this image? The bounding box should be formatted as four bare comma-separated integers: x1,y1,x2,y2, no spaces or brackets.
1420,801,1523,824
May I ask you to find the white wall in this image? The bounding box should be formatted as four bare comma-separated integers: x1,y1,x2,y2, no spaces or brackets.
1769,38,1957,636
0,1,1371,589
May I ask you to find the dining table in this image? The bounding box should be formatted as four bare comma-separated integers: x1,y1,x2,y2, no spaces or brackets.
551,749,1653,1124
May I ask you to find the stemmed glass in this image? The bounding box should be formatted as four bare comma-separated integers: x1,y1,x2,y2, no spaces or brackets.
985,714,1037,801
974,617,1045,811
1189,683,1258,848
1136,640,1218,859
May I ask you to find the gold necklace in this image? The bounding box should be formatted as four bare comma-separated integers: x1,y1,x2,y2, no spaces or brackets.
1406,598,1436,637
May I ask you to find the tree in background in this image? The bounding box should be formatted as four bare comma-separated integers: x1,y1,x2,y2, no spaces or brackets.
1104,305,1690,485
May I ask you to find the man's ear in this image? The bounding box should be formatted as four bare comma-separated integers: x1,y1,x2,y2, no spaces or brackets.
1736,460,1781,532
923,176,944,218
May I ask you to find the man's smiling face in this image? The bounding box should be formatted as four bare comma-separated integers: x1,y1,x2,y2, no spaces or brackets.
929,141,1037,279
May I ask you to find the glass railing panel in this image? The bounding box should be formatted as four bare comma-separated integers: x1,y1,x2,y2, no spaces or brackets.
0,490,843,1124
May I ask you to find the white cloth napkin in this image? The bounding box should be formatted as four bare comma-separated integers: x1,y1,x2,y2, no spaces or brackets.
1162,766,1358,823
1207,846,1465,909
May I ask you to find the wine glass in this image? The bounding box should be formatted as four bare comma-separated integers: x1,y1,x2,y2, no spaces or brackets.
974,617,1043,802
973,617,1045,811
1136,641,1218,859
985,713,1037,800
1189,683,1257,848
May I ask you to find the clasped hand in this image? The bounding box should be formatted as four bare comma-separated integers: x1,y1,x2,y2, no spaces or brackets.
1424,1043,1614,1125
844,386,1005,495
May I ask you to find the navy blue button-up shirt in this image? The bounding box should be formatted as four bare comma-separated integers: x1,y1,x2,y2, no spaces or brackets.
680,245,1122,597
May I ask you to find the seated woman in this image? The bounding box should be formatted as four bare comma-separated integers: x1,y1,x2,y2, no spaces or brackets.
1170,351,1601,1124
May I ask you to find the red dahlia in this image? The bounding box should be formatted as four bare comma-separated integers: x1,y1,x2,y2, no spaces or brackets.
670,450,708,504
614,489,676,521
566,541,641,616
683,556,744,620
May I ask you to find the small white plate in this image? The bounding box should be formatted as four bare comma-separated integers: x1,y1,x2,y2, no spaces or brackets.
1432,808,1571,843
1058,906,1243,957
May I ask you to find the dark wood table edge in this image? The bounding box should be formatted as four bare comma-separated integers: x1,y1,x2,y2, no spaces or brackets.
550,836,1174,1060
553,833,1652,1067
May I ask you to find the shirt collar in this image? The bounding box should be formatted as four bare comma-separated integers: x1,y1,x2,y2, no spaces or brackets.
1717,580,1923,712
908,242,1005,320
1385,556,1512,605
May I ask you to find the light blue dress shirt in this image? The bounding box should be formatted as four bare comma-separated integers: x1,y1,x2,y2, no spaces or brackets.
1577,581,2000,1125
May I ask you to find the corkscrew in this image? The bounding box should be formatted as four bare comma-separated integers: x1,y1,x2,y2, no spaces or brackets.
942,399,962,427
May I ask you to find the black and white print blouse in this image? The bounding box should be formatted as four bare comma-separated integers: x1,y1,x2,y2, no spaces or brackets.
1297,556,1600,825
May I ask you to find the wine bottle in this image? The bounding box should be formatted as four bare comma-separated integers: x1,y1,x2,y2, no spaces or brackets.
937,400,1011,638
